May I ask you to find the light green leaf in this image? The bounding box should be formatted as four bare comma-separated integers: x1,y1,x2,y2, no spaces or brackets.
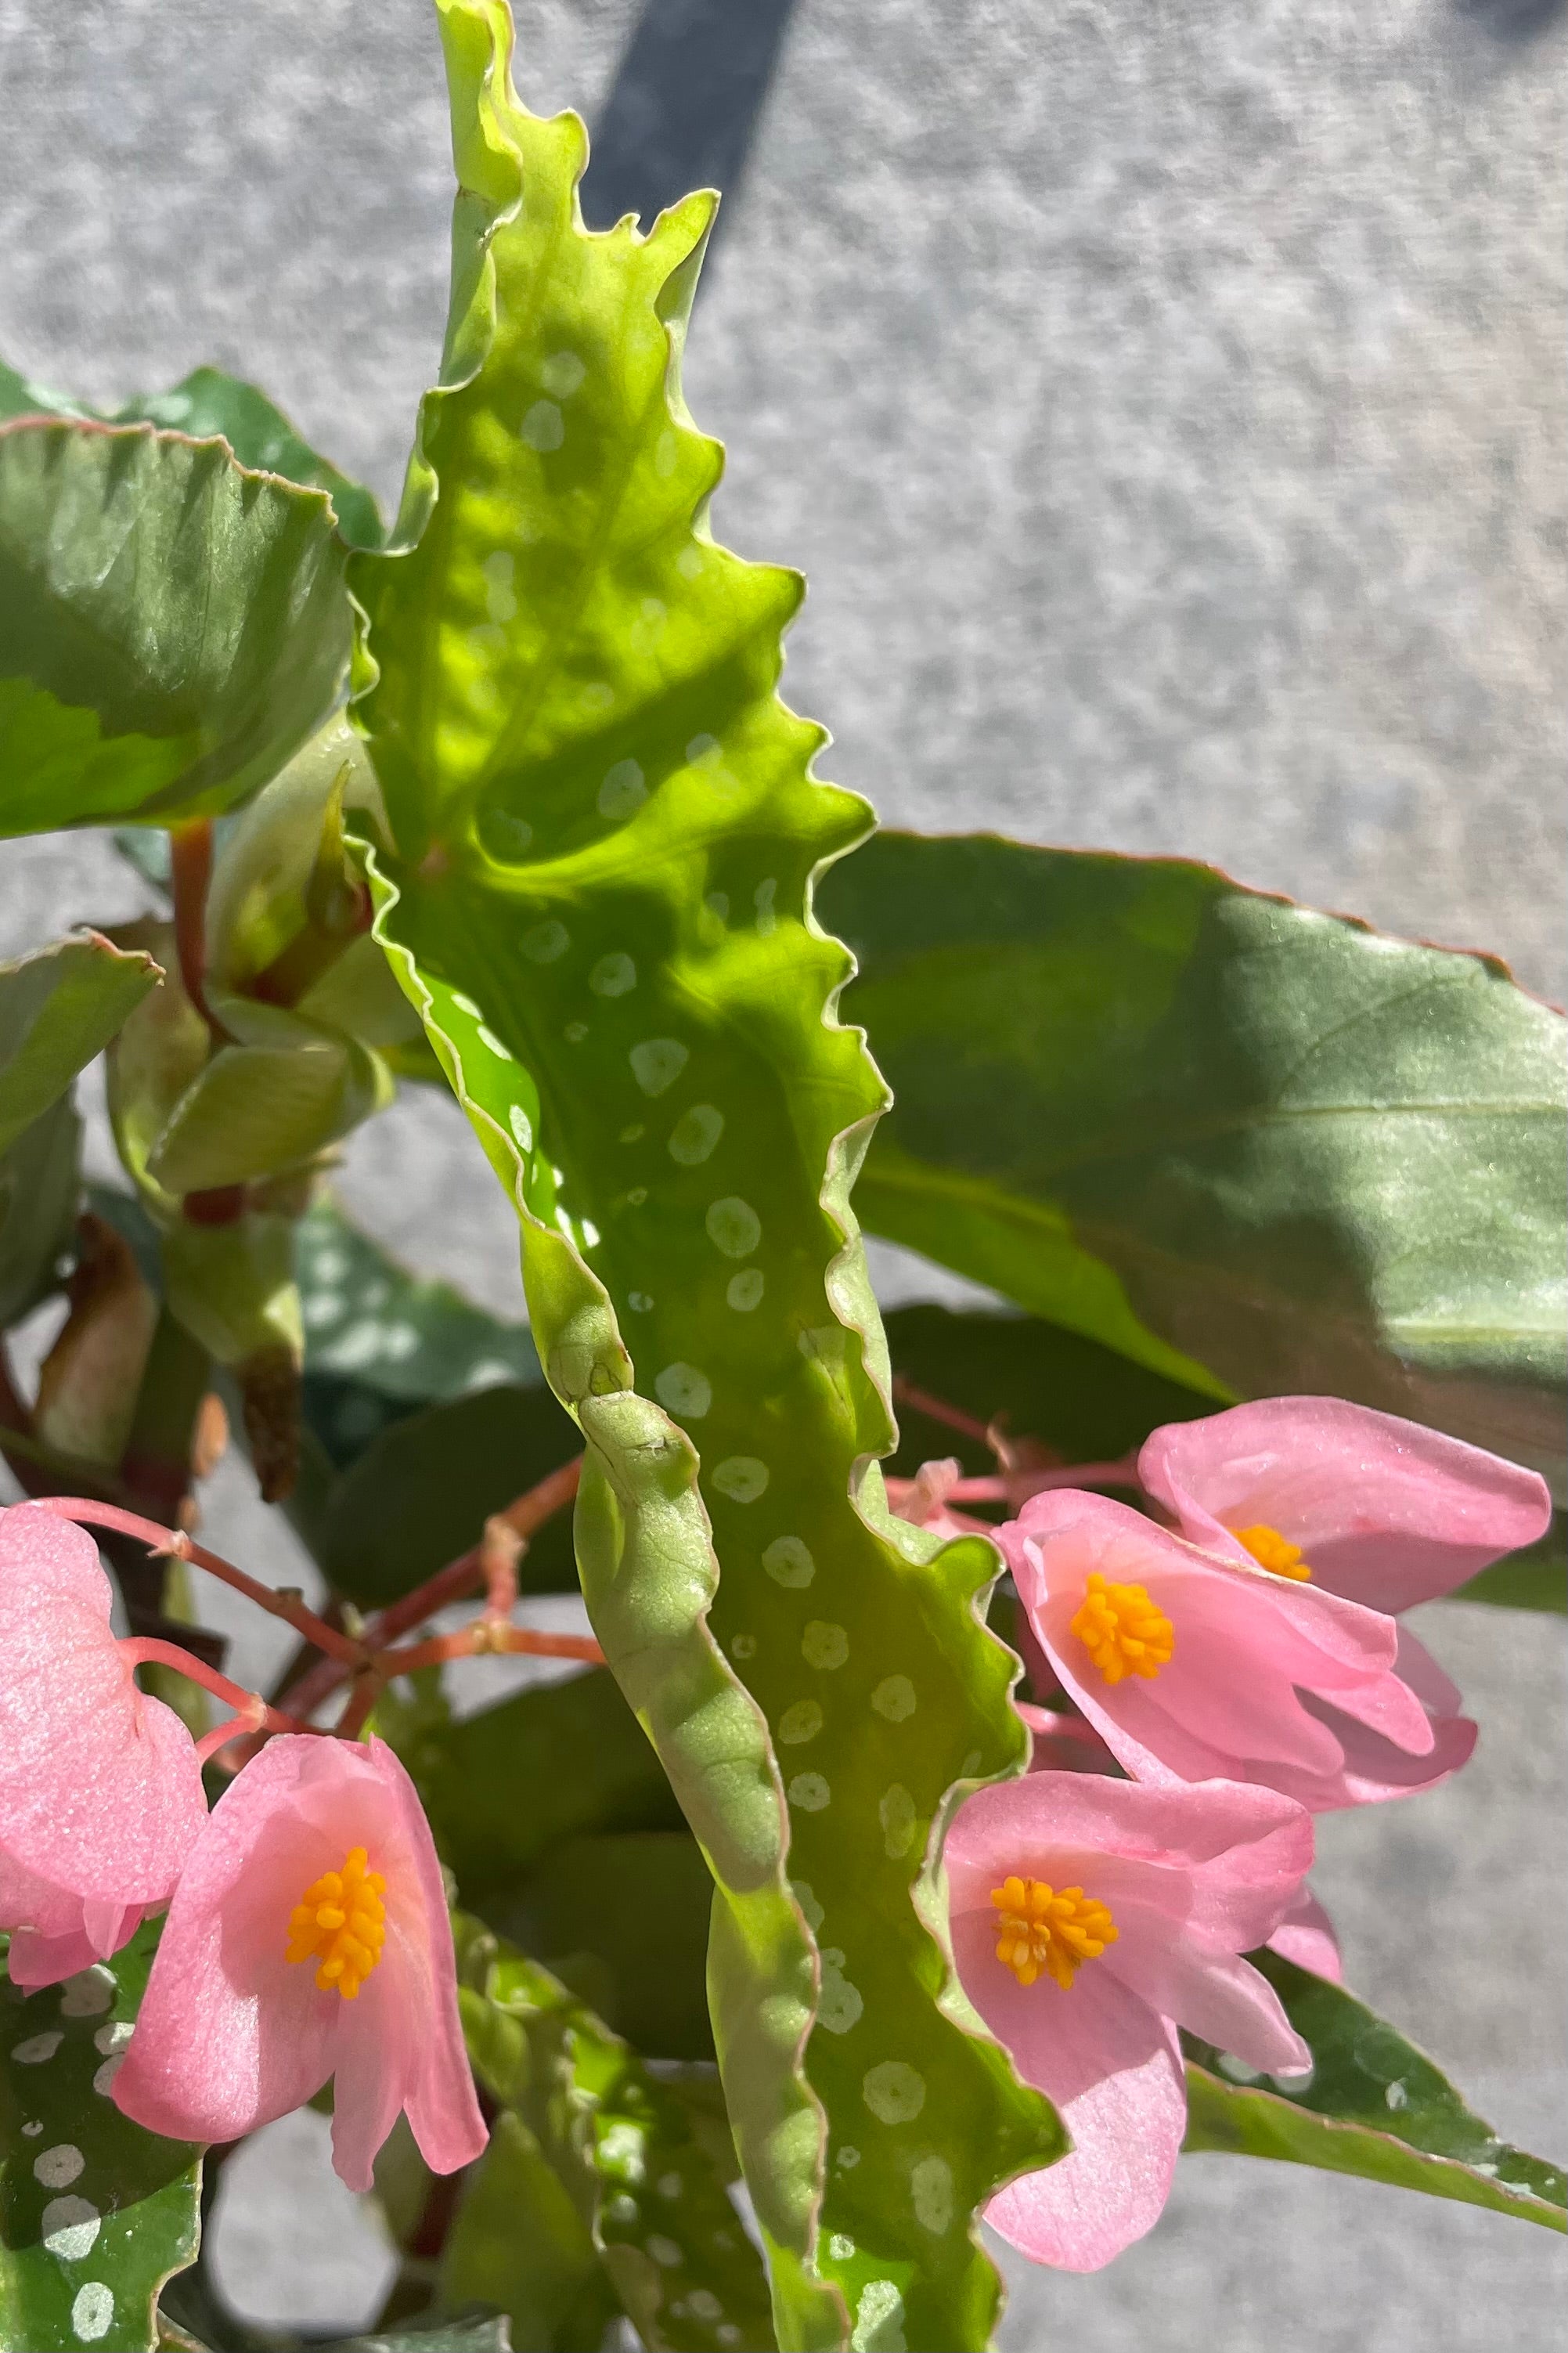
820,833,1567,1489
348,13,1062,2333
1183,1951,1566,2232
0,933,162,1162
456,1918,777,2353
1,353,383,551
0,417,349,836
348,8,1061,2343
1,1927,201,2353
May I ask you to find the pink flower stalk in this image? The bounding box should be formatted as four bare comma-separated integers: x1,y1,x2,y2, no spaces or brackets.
1138,1397,1552,1616
946,1770,1312,2271
1000,1489,1454,1811
112,1734,486,2190
0,1503,207,1989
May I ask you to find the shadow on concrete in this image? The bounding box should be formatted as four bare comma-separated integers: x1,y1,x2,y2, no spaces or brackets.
579,0,800,241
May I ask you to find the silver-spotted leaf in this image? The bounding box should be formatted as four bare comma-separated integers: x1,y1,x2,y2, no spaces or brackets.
347,7,1061,2344
1,1929,200,2353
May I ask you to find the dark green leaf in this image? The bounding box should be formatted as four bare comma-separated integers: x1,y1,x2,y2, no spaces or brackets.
1,354,383,551
408,1669,684,1901
502,1832,716,2062
822,832,1567,1487
297,1200,541,1409
1183,1950,1566,2232
882,1302,1216,1485
301,1382,579,1608
456,1922,776,2353
319,2316,516,2353
0,1092,80,1329
1,1925,201,2352
441,2111,611,2353
0,417,349,835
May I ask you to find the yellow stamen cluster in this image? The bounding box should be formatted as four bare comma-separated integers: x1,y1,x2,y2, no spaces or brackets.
1232,1522,1312,1580
991,1875,1119,1990
286,1846,387,1999
1069,1571,1175,1684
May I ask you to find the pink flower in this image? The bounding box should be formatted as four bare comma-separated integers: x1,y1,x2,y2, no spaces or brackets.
1000,1489,1452,1811
0,1503,206,1989
1137,1397,1552,1615
946,1770,1311,2270
1266,1882,1343,1983
111,1733,486,2190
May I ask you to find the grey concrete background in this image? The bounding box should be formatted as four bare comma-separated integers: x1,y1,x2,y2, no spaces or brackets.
1,0,1563,2345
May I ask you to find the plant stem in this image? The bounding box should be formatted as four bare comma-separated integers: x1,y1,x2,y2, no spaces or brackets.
168,819,218,1029
118,1637,317,1741
890,1376,995,1448
376,1454,583,1644
39,1496,363,1666
373,1622,605,1679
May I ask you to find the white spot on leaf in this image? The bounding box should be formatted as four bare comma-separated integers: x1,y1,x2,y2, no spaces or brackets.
41,2196,100,2260
630,1038,688,1096
70,2283,114,2342
597,759,647,818
762,1537,815,1589
802,1621,849,1670
646,2234,683,2268
871,1675,917,1723
34,2144,85,2189
879,1784,917,1860
726,1269,765,1312
668,1105,724,1164
711,1456,768,1503
540,350,586,398
754,878,778,936
521,920,570,963
778,1700,823,1745
476,1025,514,1059
862,2062,926,2126
818,1957,863,2034
911,2155,953,2234
521,399,564,450
788,1772,831,1813
59,1971,114,2018
655,1363,712,1420
705,1196,760,1258
589,953,636,998
509,1106,535,1152
852,2280,907,2352
13,2032,63,2066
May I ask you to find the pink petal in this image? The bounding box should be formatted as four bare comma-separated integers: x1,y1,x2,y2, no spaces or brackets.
0,1505,206,1910
964,1907,1188,2273
1140,1398,1552,1614
112,1734,485,2187
1105,1917,1309,2073
1393,1624,1464,1720
1267,1884,1343,1982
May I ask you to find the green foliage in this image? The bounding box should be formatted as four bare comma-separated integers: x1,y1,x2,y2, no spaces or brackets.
1449,1513,1565,1611
452,1917,775,2352
1,1929,200,2353
1,352,382,552
1184,1951,1566,2232
822,833,1568,1487
0,933,160,1326
348,9,1061,2344
0,418,349,836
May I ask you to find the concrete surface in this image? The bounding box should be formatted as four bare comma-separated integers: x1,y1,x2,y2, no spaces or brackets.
1,1,1563,2345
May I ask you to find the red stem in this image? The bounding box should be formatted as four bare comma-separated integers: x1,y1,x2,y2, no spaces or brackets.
891,1377,994,1448
376,1624,605,1679
375,1456,583,1644
169,820,218,1030
40,1498,362,1666
119,1637,319,1745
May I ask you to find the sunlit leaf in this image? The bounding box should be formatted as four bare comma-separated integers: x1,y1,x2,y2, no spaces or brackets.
1183,1951,1566,2233
822,833,1568,1490
348,9,1062,2342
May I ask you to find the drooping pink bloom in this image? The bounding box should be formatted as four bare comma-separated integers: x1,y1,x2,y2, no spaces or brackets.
1266,1882,1343,1983
0,1503,207,1988
946,1770,1312,2270
112,1734,486,2189
999,1489,1454,1811
1138,1396,1552,1615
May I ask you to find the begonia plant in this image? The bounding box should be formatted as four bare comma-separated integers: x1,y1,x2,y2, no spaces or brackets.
0,5,1562,2348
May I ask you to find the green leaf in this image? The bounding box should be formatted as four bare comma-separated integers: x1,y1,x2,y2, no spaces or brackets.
1,354,384,551
0,933,162,1163
348,9,1062,2343
0,1092,80,1329
820,832,1568,1488
1447,1511,1565,1611
456,1919,777,2353
1183,1951,1566,2232
0,417,350,836
504,1832,716,2062
441,2110,613,2353
407,1669,685,1902
302,1383,579,1608
1,1928,200,2352
316,2319,516,2353
881,1303,1217,1485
